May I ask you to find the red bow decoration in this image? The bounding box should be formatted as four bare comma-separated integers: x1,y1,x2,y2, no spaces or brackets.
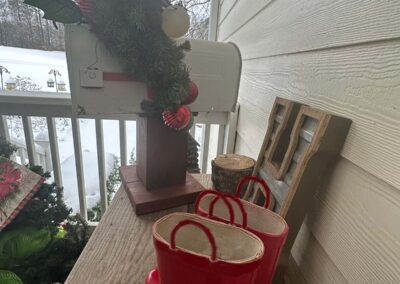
162,105,193,130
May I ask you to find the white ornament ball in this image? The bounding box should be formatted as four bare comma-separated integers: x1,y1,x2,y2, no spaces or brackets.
162,5,190,38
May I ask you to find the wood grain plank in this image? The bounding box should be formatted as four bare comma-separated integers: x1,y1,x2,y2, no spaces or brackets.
0,116,9,140
218,1,400,282
238,40,400,190
220,0,400,59
192,173,213,189
306,159,400,283
66,188,188,284
235,100,269,157
291,223,348,284
234,134,256,159
285,255,308,284
217,0,272,42
66,174,212,283
218,0,238,27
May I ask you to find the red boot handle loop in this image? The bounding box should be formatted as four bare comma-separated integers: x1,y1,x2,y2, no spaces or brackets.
170,219,217,262
236,176,271,208
195,190,235,224
209,194,248,229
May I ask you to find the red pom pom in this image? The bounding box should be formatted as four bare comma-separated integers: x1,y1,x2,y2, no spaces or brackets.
0,160,22,200
182,81,198,105
162,105,192,130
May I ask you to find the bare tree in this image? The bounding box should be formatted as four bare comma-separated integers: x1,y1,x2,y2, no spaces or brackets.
0,0,65,50
171,0,211,40
15,76,42,91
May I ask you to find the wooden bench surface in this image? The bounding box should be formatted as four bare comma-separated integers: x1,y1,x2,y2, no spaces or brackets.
66,174,212,284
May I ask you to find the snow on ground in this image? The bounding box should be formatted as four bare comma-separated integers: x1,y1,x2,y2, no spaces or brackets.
0,45,69,92
61,151,115,212
56,119,137,212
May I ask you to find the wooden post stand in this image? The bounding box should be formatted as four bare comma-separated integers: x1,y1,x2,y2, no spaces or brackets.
136,115,187,189
120,115,204,215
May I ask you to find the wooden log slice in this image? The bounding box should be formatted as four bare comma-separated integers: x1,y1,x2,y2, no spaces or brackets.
211,154,255,194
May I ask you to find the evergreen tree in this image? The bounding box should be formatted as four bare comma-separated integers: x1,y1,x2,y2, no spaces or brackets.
0,137,89,283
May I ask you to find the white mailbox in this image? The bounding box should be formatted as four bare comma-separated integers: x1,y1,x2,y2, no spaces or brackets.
65,24,241,116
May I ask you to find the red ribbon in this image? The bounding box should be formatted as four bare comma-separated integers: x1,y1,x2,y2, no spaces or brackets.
102,72,142,82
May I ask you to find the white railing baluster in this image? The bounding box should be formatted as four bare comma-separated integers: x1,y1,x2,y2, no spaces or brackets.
189,124,196,137
17,148,23,164
71,118,88,220
0,115,9,140
47,117,63,188
224,104,239,154
39,154,45,169
217,125,225,155
22,149,28,164
201,124,211,173
22,116,38,166
43,150,52,173
2,116,18,162
96,119,108,214
119,120,127,166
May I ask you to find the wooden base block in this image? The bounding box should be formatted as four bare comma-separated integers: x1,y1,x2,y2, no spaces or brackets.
120,165,204,215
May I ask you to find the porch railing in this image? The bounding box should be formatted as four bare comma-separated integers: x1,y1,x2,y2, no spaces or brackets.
0,90,238,221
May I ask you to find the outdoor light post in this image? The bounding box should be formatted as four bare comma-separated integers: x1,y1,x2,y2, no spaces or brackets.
48,69,61,92
0,65,10,90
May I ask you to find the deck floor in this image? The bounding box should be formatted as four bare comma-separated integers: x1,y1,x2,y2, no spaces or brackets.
66,174,212,284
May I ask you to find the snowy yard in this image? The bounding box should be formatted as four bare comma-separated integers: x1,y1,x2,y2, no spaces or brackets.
0,46,70,92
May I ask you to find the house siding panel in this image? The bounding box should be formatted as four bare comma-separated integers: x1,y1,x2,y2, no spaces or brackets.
217,0,400,282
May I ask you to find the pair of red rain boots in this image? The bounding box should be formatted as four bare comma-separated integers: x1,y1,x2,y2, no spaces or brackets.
146,176,289,284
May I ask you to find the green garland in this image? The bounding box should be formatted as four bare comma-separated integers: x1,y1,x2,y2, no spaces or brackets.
25,0,193,123
89,0,191,112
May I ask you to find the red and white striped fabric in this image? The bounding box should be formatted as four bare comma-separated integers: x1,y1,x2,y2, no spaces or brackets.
0,158,45,231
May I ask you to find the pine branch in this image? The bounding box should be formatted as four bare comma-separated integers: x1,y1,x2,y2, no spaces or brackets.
89,0,191,110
